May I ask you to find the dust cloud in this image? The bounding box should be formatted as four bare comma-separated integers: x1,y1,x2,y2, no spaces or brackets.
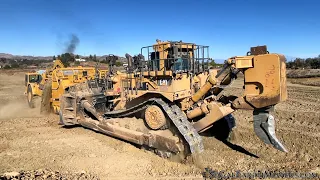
0,72,43,120
0,99,42,120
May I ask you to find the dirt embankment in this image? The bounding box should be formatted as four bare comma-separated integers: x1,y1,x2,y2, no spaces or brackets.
287,69,320,86
0,70,320,179
288,77,320,86
287,69,320,78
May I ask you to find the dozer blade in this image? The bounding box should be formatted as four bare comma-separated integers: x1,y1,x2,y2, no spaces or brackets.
253,108,288,152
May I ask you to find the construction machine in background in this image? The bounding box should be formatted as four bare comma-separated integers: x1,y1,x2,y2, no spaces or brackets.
59,40,288,160
25,59,108,114
25,71,44,108
24,59,65,108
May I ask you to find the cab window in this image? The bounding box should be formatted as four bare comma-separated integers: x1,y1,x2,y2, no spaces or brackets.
29,75,40,83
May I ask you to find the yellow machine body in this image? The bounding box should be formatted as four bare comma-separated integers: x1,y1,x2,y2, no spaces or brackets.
59,42,289,160
24,59,108,113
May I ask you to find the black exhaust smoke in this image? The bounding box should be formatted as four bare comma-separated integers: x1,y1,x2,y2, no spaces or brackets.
65,34,80,53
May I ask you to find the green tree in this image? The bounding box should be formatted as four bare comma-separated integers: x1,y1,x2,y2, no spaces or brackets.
60,53,74,67
89,54,93,60
294,58,304,68
209,59,217,67
53,55,56,60
4,65,11,69
115,61,122,67
75,54,80,59
286,56,320,69
286,61,294,69
74,61,80,66
93,54,97,62
309,59,320,69
305,58,312,67
11,62,19,68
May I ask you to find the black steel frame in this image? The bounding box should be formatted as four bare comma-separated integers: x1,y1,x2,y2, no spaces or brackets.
140,42,212,74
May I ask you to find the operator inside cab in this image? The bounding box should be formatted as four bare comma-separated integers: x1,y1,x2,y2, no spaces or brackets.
29,74,41,83
167,46,190,71
150,44,193,72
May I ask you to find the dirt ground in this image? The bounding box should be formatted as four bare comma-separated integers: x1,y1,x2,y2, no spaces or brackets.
0,71,319,179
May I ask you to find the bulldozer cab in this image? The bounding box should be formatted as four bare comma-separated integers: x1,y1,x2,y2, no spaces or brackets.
140,40,211,73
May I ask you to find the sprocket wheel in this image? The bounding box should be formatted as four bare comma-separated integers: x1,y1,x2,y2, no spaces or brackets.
144,105,167,130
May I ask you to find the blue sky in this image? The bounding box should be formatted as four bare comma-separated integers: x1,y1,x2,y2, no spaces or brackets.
0,0,319,62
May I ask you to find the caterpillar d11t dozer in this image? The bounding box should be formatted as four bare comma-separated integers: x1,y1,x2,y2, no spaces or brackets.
59,40,288,160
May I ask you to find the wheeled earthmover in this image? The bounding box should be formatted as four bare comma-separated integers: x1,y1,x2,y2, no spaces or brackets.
25,59,109,114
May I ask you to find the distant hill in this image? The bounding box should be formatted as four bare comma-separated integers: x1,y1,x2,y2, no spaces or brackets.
0,53,128,62
0,52,300,63
0,53,52,60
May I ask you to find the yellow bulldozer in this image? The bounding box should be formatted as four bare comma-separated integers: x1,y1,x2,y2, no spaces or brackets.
25,59,108,114
59,40,288,160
